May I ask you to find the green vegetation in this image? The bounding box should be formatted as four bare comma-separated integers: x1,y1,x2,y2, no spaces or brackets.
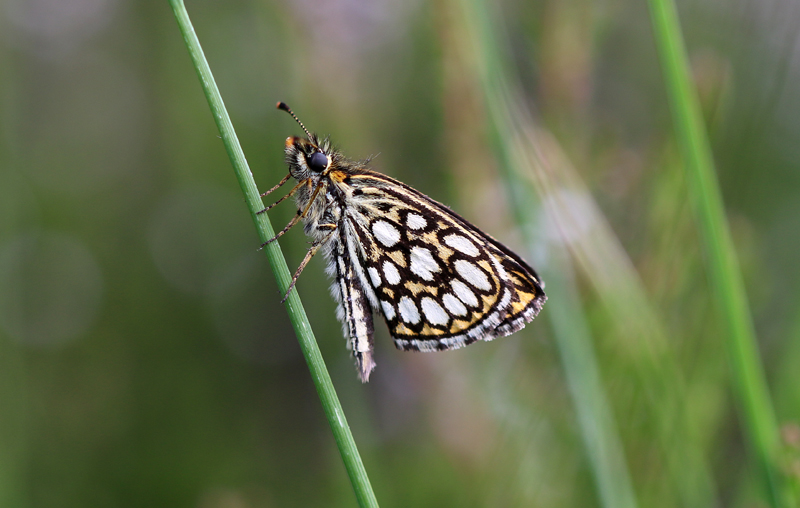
0,0,798,506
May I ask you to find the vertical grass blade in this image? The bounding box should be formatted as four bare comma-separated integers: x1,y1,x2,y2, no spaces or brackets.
645,0,789,506
168,2,379,506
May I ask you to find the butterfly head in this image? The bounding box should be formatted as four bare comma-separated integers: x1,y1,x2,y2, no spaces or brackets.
278,101,335,181
284,135,332,180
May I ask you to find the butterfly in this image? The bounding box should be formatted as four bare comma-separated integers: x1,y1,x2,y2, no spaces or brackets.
261,102,546,382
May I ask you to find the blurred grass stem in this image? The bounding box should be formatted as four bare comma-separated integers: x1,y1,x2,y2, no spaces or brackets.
457,1,639,507
168,2,379,506
646,0,789,505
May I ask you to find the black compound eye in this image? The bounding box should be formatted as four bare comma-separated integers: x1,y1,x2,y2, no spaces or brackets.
308,152,328,172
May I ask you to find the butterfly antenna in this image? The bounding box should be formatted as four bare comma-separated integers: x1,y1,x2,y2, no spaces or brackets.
276,102,313,140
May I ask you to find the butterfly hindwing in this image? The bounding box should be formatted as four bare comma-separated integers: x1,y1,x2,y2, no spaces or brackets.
330,231,376,381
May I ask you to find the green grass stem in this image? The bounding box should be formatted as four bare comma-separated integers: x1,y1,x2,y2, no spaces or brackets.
645,0,789,506
168,2,378,506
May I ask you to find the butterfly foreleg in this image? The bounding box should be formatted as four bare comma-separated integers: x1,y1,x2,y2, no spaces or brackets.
280,223,337,303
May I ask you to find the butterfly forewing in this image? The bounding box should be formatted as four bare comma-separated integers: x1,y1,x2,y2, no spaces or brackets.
341,172,546,353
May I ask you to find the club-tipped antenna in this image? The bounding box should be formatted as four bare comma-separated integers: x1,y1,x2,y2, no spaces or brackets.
276,101,313,139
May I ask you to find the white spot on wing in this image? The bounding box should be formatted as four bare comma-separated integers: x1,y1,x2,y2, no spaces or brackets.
383,261,401,285
443,234,479,257
442,293,468,316
381,300,396,320
451,280,479,307
406,213,427,230
398,296,420,324
455,259,491,291
372,220,400,247
421,297,449,326
409,246,439,281
368,267,381,287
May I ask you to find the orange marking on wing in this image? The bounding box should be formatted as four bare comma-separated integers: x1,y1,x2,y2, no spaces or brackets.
450,319,472,333
386,250,407,268
395,323,415,336
419,324,446,336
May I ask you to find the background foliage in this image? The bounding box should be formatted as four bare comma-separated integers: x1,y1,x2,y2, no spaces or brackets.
1,0,800,506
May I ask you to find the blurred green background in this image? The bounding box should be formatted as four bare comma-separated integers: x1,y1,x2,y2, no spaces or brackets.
2,0,800,506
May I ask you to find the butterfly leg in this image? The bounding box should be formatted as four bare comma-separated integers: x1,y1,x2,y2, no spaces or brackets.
259,210,302,249
259,181,325,249
281,224,337,302
257,180,303,215
260,173,291,198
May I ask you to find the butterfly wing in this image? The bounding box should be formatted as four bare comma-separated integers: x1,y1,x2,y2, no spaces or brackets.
341,171,546,353
329,229,377,381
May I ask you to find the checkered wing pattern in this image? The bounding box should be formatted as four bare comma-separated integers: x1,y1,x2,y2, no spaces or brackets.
340,172,546,354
